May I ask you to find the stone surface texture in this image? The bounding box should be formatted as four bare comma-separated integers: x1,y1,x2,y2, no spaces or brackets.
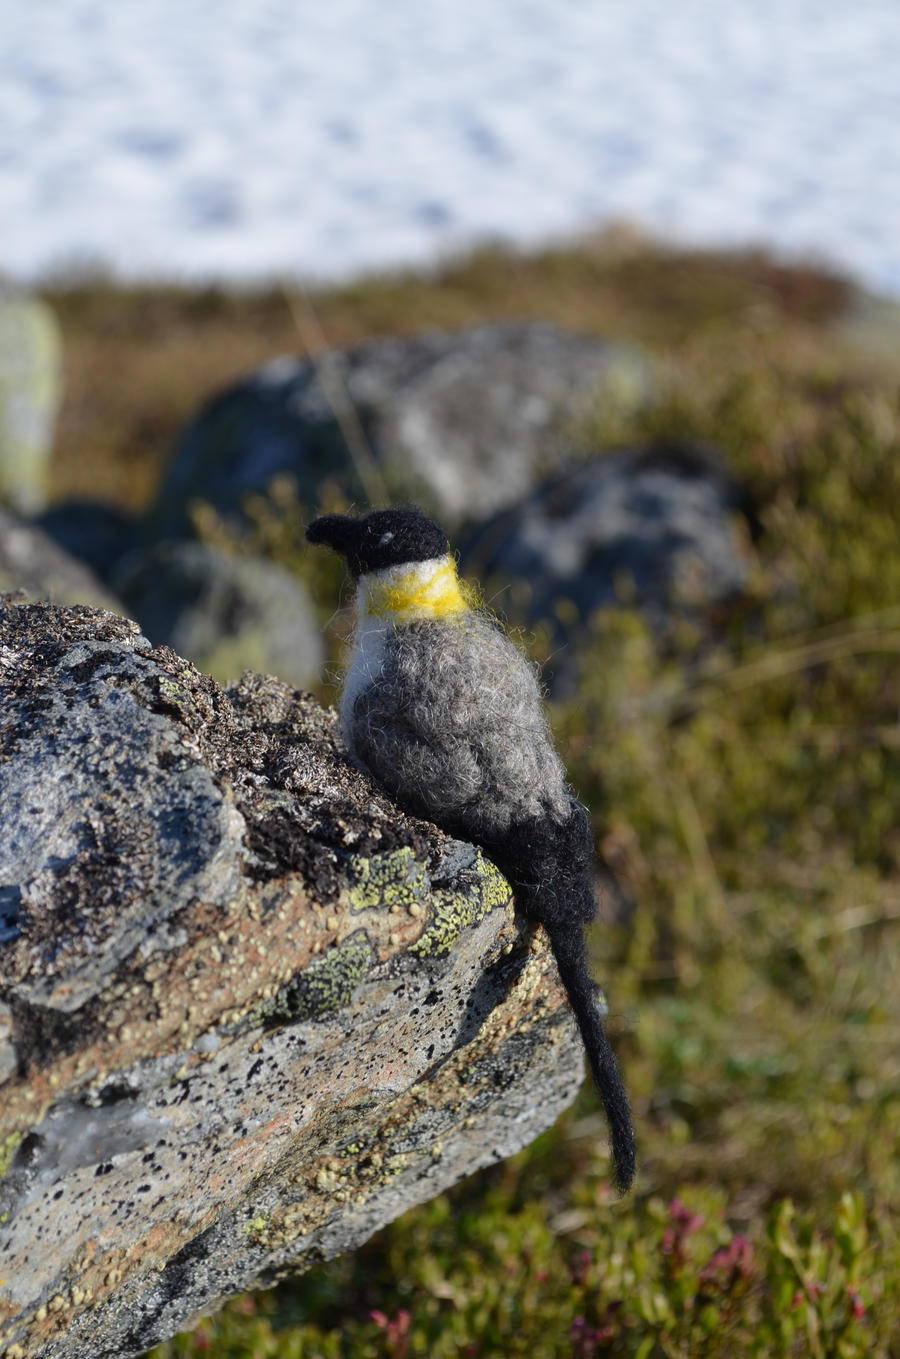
151,322,649,537
0,596,583,1359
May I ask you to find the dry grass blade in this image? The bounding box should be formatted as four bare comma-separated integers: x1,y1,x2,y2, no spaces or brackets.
669,621,900,717
279,277,389,509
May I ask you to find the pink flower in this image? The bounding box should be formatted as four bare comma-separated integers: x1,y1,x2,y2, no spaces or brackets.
698,1235,754,1294
661,1197,705,1269
370,1307,412,1353
846,1286,865,1321
569,1303,623,1356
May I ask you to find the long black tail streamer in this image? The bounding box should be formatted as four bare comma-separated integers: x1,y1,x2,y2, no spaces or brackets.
480,804,637,1194
545,918,636,1194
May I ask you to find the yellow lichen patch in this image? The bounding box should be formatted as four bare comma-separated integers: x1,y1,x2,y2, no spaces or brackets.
249,931,373,1027
472,850,515,910
241,1209,270,1237
410,851,513,959
259,1200,324,1251
347,847,430,914
0,1133,23,1180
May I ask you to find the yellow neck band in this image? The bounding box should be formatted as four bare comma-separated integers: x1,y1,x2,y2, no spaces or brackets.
363,556,470,623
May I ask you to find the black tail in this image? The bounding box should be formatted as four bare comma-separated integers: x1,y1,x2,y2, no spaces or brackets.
479,804,637,1194
544,918,636,1194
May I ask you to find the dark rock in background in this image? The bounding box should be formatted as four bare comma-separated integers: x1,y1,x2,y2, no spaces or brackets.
34,500,138,584
460,441,756,683
113,540,324,688
0,597,583,1359
0,506,122,612
150,322,650,538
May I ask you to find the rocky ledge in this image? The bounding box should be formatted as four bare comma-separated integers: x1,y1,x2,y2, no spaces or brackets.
0,596,583,1359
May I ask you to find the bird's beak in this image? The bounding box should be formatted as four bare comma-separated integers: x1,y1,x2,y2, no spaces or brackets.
305,514,362,561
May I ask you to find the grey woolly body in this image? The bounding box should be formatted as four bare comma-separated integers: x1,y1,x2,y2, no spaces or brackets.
343,613,572,841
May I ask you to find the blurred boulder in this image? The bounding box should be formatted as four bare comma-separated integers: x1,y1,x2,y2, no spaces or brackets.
35,499,137,584
114,540,324,688
150,322,650,538
0,506,121,611
460,441,756,679
0,291,62,515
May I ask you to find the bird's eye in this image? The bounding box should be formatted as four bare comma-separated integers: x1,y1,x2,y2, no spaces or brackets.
378,531,395,546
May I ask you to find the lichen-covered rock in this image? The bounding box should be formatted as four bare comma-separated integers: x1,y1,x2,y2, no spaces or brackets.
0,596,584,1359
150,322,650,538
0,293,62,516
0,506,122,612
113,540,324,688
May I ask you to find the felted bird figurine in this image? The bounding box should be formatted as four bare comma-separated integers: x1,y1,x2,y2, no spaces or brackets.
306,505,635,1192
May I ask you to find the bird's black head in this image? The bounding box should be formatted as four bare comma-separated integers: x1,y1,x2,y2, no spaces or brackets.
305,507,449,578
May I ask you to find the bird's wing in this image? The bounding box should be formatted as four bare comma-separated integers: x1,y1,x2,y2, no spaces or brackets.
346,616,570,836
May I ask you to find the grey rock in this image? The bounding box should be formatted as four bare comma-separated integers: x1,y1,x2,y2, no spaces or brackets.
0,506,122,611
0,597,583,1359
113,540,325,689
150,322,650,538
0,1003,14,1085
460,441,755,681
34,500,138,584
0,292,62,515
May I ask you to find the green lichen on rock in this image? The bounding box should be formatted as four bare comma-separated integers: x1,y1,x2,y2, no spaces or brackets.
471,851,514,911
242,1208,270,1237
252,931,373,1028
347,847,429,913
0,592,586,1358
410,851,512,959
155,671,204,727
0,1130,23,1180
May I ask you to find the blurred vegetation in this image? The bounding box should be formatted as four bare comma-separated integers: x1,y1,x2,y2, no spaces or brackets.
38,231,899,1355
43,228,857,511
